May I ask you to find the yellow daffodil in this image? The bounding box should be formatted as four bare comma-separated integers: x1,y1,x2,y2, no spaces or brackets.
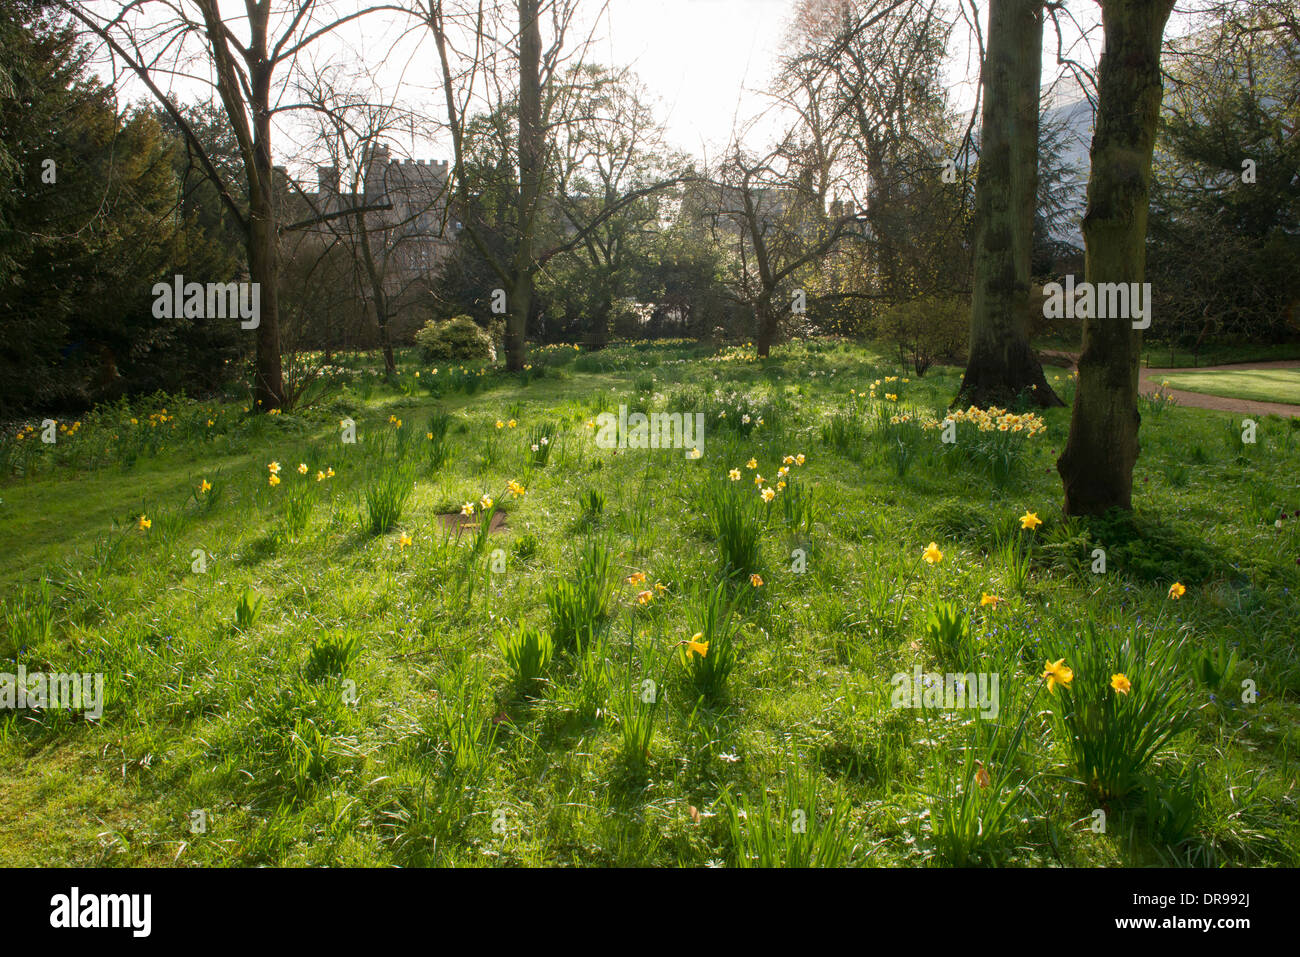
1019,510,1043,530
746,458,757,469
461,502,475,517
480,495,493,510
685,634,709,658
137,515,151,531
198,479,212,493
626,572,647,585
750,573,764,587
1042,658,1074,694
268,461,281,475
728,468,741,481
760,487,775,503
269,474,280,487
326,468,335,478
297,463,308,475
1168,582,1186,600
922,542,943,564
636,590,654,605
1110,673,1131,695
795,454,805,465
980,592,1002,608
398,533,413,549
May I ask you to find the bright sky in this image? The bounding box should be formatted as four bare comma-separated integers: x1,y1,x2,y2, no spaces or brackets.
84,0,1141,172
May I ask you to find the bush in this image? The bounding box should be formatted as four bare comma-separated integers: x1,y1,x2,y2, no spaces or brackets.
878,296,968,377
414,316,496,364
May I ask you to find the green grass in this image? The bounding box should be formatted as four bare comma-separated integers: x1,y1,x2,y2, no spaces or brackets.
1,339,1297,867
1158,368,1300,406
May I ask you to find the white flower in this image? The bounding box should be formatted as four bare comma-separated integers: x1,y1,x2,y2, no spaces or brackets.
531,443,540,452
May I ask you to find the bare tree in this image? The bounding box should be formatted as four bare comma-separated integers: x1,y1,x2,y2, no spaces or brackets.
62,0,379,410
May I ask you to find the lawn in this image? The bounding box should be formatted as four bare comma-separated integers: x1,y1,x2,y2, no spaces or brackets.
1158,368,1300,406
1,340,1297,867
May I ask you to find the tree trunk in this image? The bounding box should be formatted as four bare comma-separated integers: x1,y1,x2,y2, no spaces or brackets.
248,97,285,410
588,299,611,350
956,0,1062,410
755,293,777,357
1057,0,1174,515
510,0,543,372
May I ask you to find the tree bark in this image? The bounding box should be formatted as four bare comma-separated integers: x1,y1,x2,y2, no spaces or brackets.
755,293,777,357
1057,0,1175,515
248,64,285,410
956,0,1062,410
510,0,543,371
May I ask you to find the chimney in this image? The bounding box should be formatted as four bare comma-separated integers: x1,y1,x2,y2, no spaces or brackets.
318,165,339,194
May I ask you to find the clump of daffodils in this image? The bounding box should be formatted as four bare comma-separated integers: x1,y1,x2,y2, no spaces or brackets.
923,405,1048,437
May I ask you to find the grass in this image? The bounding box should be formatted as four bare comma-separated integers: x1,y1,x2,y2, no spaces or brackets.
1158,368,1300,406
0,339,1297,867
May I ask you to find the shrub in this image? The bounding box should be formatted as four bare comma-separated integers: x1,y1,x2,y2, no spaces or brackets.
414,316,496,364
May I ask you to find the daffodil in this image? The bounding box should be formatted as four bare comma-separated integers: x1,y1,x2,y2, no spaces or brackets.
137,515,151,531
636,590,654,605
626,572,647,585
268,461,281,475
685,634,709,658
1042,658,1073,694
760,487,775,503
1110,673,1131,695
297,463,308,475
461,502,475,517
795,454,805,465
980,592,1002,608
1168,582,1186,600
728,468,741,481
1019,510,1043,530
269,474,281,487
398,533,413,549
199,479,212,493
746,458,757,469
480,495,493,510
922,542,943,564
750,573,764,587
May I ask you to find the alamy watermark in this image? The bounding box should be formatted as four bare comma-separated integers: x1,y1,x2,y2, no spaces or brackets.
891,666,1000,719
152,274,260,329
595,405,705,458
1,666,103,718
1042,275,1151,329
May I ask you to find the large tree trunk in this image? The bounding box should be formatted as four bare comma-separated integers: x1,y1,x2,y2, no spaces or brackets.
1057,0,1174,515
509,0,543,372
249,72,285,411
956,0,1062,409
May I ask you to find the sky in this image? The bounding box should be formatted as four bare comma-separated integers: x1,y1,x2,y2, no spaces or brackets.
82,0,1131,172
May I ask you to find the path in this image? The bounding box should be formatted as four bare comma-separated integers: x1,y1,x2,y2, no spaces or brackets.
1040,353,1300,419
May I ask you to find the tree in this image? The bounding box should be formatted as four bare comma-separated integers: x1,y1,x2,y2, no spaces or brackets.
1057,0,1177,516
701,140,867,357
955,0,1063,409
0,2,236,414
1146,1,1300,356
63,0,376,410
549,65,678,349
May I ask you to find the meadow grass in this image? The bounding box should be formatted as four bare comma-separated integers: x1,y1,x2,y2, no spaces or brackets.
0,340,1296,866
